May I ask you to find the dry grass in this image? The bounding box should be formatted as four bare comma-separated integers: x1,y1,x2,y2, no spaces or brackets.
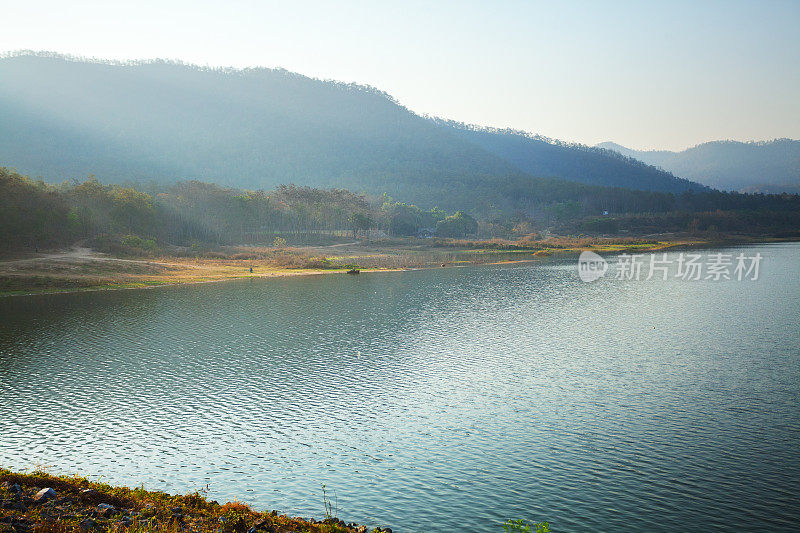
0,468,388,533
0,236,698,296
433,235,661,250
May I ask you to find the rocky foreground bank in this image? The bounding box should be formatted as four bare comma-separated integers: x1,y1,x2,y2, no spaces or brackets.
0,469,390,533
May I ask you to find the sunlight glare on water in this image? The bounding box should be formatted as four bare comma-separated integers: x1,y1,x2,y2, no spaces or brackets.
1,243,798,532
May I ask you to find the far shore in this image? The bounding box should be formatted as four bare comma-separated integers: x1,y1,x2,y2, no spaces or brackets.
0,235,792,297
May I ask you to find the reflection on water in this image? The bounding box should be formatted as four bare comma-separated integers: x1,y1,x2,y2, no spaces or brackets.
1,243,799,532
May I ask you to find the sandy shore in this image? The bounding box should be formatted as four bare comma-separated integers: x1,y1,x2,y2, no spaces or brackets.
0,238,711,297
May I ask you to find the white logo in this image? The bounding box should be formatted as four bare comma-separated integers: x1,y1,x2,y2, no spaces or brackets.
578,251,608,282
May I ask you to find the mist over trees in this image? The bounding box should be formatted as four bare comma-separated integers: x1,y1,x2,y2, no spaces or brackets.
0,52,511,209
596,139,800,193
4,167,799,254
437,120,704,194
1,52,707,215
2,53,797,251
0,168,458,251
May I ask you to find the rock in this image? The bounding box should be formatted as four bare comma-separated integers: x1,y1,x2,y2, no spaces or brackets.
1,482,22,493
97,503,117,517
251,517,274,531
33,488,57,503
11,501,27,512
356,527,367,533
79,518,98,531
80,489,99,499
46,510,67,522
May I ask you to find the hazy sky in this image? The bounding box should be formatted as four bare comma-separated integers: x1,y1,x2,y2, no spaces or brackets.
2,0,798,150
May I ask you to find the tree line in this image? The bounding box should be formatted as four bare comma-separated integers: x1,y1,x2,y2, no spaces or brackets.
0,169,483,252
2,167,799,253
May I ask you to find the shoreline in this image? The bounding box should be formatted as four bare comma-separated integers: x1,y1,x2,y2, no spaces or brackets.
1,236,793,298
0,467,388,533
0,268,388,299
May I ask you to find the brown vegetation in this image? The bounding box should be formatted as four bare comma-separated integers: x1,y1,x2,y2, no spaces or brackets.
0,235,698,296
0,468,390,533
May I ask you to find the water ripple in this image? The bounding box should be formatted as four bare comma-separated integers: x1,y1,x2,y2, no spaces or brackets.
1,243,799,532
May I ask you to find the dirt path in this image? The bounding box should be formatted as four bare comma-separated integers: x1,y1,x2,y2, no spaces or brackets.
0,246,98,265
322,241,359,248
0,246,206,271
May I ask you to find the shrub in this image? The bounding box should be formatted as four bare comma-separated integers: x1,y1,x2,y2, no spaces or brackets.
121,234,158,250
501,518,550,533
219,501,253,533
436,211,479,238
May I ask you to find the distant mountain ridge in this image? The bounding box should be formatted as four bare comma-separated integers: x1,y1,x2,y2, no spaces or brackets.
0,52,704,212
438,121,703,194
596,139,800,193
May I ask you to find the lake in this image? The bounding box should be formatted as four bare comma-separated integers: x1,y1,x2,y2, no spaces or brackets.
1,243,798,532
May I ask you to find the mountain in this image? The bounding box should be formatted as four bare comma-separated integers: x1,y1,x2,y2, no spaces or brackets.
596,140,800,193
0,52,703,212
438,122,703,194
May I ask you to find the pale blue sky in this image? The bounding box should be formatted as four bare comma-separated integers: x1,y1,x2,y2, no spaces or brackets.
2,0,798,150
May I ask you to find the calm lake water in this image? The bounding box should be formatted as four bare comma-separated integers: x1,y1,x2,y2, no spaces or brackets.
1,243,799,532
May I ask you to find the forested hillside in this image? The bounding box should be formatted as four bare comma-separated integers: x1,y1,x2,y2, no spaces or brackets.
3,167,799,254
0,167,474,251
0,52,515,210
0,169,368,251
597,139,800,192
0,52,704,214
439,121,703,194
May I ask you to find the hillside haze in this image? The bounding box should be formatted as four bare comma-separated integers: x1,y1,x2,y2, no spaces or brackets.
443,122,701,193
597,140,800,193
0,53,703,210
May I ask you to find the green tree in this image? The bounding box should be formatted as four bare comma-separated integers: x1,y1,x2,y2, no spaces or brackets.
436,211,478,238
388,212,418,236
350,212,373,239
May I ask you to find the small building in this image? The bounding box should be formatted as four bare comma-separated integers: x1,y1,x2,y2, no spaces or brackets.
416,227,436,239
